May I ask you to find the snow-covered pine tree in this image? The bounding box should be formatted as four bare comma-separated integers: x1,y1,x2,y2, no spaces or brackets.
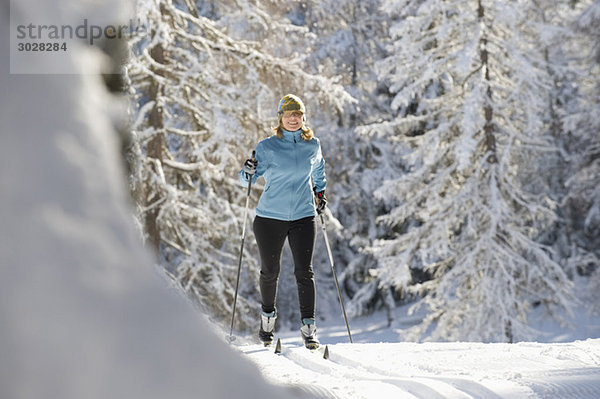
127,0,352,331
528,1,580,275
128,0,263,330
523,0,600,291
560,0,600,313
365,0,577,342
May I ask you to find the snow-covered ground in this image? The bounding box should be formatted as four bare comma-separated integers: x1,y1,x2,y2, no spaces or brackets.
238,307,600,399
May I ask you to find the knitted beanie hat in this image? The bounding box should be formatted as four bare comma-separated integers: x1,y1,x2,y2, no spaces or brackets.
277,94,306,115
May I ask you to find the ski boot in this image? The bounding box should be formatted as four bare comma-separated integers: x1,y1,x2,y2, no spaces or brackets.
300,318,320,350
258,310,276,346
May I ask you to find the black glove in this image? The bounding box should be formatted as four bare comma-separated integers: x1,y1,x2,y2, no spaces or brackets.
243,158,258,179
314,189,327,215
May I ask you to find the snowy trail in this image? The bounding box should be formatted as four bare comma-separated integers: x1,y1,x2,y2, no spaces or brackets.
238,335,600,399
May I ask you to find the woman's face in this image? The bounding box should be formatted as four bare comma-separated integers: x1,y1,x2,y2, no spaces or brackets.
281,110,303,131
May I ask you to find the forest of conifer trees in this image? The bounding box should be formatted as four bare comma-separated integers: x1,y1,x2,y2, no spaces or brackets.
127,0,600,342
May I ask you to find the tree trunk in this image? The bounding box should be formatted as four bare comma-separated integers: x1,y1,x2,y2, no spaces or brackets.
478,0,497,164
145,40,166,257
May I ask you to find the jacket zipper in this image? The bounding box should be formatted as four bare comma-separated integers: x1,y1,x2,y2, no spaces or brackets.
290,133,298,220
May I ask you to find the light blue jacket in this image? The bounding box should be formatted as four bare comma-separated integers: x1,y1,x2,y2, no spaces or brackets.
239,129,327,221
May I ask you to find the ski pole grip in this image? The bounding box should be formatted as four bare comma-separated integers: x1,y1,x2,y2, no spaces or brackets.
245,150,256,195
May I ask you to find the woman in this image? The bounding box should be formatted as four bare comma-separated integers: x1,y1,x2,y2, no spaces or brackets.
239,94,327,349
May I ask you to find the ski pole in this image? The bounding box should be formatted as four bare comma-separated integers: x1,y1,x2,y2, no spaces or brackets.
319,213,353,343
229,151,255,342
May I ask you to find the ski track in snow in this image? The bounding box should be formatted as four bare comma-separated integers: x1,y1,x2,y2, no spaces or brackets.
238,336,600,399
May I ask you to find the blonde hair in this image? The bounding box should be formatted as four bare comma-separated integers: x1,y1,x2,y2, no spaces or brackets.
272,115,314,141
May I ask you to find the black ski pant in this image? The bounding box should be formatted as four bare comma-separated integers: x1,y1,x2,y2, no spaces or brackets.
253,215,317,321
